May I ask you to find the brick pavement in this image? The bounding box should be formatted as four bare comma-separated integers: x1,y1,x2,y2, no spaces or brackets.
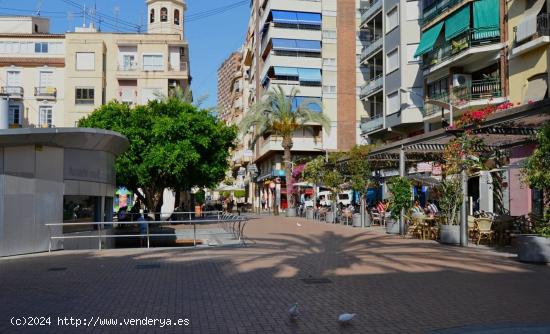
1,215,549,334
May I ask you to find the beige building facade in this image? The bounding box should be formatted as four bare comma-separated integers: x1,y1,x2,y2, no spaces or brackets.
0,16,65,128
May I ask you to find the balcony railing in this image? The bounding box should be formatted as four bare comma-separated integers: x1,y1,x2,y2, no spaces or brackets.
424,91,449,117
360,0,382,26
360,74,383,98
514,13,550,46
0,86,24,97
34,87,57,98
360,114,384,134
169,62,188,72
423,28,500,69
118,63,138,71
452,78,502,102
360,37,383,62
421,0,468,27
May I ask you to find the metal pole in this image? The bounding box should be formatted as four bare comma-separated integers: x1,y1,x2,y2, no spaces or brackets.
399,146,406,236
450,103,454,127
146,223,150,249
98,223,102,250
460,168,469,247
193,221,197,247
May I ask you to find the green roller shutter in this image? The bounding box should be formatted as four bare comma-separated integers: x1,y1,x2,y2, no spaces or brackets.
414,21,444,57
473,0,500,40
445,4,470,41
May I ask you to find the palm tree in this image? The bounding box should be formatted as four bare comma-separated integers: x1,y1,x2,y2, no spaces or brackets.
239,85,331,214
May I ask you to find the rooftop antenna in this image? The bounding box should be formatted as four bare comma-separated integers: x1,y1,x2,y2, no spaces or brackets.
36,0,42,16
67,10,74,32
114,5,120,31
83,3,86,28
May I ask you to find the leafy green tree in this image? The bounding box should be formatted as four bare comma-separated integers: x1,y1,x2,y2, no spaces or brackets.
239,85,331,213
437,178,463,225
347,145,373,224
387,177,413,221
78,99,237,219
524,122,550,221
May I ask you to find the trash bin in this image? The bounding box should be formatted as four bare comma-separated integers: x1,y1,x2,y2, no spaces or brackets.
326,211,335,223
306,208,314,220
353,213,362,227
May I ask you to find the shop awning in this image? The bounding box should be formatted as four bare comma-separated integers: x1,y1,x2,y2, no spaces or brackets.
298,68,322,82
274,66,299,77
445,4,470,41
473,0,500,40
415,21,444,57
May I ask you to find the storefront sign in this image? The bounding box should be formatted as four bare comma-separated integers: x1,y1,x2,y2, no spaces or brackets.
417,162,433,173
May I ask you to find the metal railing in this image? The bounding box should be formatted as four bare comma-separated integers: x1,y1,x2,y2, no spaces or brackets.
514,13,550,45
423,28,500,69
421,0,468,27
360,114,384,134
360,37,383,62
45,211,249,251
424,91,449,117
360,74,383,98
169,62,188,72
452,78,502,102
118,63,138,71
34,86,57,98
1,86,24,96
360,0,382,26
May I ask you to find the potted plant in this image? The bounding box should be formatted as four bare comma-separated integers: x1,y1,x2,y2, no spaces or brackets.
518,122,550,263
437,178,463,245
387,177,413,234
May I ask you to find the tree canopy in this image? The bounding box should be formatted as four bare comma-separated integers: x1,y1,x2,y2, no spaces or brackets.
78,99,237,214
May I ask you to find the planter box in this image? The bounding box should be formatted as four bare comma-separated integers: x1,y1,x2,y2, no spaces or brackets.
386,220,400,234
286,208,297,217
440,225,460,245
517,235,550,263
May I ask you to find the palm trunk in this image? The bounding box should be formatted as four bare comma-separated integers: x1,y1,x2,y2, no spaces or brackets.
282,136,294,209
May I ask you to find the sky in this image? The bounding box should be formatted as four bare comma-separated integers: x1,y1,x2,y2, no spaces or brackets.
0,0,250,108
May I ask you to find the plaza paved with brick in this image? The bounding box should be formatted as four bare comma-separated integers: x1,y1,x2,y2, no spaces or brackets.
1,215,550,334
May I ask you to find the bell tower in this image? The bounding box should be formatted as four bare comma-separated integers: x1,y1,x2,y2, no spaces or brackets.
146,0,185,35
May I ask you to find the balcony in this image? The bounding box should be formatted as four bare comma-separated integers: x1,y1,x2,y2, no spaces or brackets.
0,86,24,98
512,13,550,57
360,114,384,134
34,87,57,100
360,37,383,63
258,135,323,159
360,75,383,99
118,63,138,71
169,61,188,72
421,0,469,28
360,0,382,27
422,28,501,73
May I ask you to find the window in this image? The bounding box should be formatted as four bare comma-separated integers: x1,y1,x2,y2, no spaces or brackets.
34,42,48,53
34,24,38,33
150,8,155,23
174,9,180,25
143,54,164,71
406,43,420,63
386,48,399,73
6,70,21,88
39,71,54,88
322,30,337,39
386,6,399,33
322,58,336,66
76,52,95,71
406,1,420,21
39,106,53,127
387,91,400,115
161,7,168,22
8,105,20,125
75,88,95,104
323,85,336,94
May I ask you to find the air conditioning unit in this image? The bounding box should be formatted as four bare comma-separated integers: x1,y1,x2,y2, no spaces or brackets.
452,74,472,87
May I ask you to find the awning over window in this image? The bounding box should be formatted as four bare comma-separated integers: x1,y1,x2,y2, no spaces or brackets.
272,10,321,25
272,10,298,24
445,4,470,41
273,66,299,76
414,22,444,57
296,12,321,25
271,38,321,52
293,97,322,113
516,0,546,42
298,68,322,82
473,0,500,40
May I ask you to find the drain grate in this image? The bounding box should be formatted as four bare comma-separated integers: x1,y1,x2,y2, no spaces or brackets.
301,278,333,285
48,267,67,272
135,264,161,270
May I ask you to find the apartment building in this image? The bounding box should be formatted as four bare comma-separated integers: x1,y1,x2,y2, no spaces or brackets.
415,0,507,131
218,52,242,120
64,0,190,126
0,16,65,128
359,0,424,143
